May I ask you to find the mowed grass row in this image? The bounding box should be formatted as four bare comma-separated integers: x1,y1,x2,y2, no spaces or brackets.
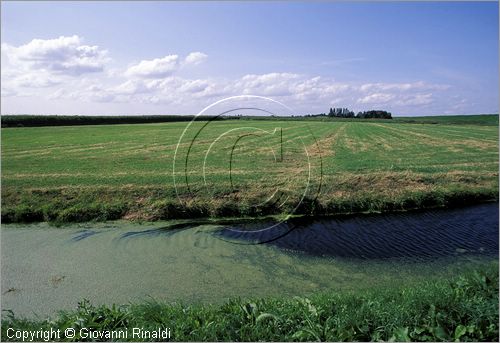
1,118,498,223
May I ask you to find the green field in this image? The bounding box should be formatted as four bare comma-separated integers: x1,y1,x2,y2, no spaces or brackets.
1,115,498,223
392,114,499,126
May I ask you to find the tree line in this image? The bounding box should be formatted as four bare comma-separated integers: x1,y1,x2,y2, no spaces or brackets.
305,108,392,119
2,108,393,128
0,115,225,127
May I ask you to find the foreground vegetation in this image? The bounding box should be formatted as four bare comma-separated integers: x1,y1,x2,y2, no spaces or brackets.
2,264,498,341
1,115,498,223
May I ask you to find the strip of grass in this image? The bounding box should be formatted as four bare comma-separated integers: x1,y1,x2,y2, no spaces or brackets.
392,114,499,126
2,263,498,342
1,184,497,225
237,114,499,126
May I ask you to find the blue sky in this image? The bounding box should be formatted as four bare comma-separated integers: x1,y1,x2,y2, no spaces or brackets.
1,1,498,116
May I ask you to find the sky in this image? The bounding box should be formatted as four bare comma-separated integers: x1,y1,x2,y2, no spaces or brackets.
1,1,498,116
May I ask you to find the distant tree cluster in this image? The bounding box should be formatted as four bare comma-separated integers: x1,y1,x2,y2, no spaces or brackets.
356,110,392,119
328,107,355,118
303,108,392,119
304,113,327,117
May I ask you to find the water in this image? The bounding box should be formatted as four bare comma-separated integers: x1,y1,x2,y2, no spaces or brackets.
1,203,498,318
217,203,499,258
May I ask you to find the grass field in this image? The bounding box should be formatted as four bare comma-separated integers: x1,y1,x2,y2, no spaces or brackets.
2,263,498,341
392,114,499,126
1,115,498,223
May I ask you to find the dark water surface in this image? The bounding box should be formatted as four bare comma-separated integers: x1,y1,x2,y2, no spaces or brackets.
2,203,498,318
216,203,499,259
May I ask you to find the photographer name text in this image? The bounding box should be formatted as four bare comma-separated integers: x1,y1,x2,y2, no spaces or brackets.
6,327,171,341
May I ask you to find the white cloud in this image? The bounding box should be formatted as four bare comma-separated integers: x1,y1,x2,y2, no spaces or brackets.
5,71,60,88
112,80,153,95
355,81,446,109
2,35,109,75
48,84,116,103
125,52,208,79
1,35,109,98
360,81,449,92
149,73,350,108
236,73,301,96
35,69,449,116
53,71,446,115
394,93,434,106
358,93,395,104
125,55,179,79
184,52,208,66
178,79,211,94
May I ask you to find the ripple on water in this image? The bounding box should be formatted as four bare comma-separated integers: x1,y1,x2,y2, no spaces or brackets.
215,203,499,259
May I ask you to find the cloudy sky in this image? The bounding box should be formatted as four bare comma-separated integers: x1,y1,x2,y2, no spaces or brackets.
1,1,498,116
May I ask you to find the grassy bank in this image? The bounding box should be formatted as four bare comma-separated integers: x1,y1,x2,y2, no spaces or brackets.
2,117,498,224
1,185,497,225
2,263,498,342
